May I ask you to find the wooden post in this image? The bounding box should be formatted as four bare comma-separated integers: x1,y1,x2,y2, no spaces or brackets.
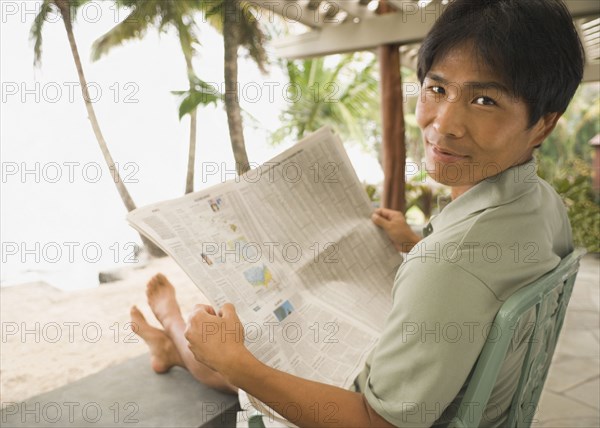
378,0,406,212
590,134,600,200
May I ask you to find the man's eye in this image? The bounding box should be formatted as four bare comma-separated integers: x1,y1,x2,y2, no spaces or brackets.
474,96,496,106
430,86,445,95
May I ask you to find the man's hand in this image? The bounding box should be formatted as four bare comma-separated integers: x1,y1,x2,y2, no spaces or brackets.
184,303,252,378
371,208,421,252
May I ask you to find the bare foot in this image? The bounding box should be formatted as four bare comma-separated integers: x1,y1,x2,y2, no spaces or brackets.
146,273,183,329
130,306,184,374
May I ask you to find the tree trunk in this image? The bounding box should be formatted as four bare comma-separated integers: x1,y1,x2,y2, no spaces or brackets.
57,0,165,258
378,0,406,212
182,48,197,194
223,0,250,175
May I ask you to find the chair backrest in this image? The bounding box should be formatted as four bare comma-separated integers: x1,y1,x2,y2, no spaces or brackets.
448,248,586,428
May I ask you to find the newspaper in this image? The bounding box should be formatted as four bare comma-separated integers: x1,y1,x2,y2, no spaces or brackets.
127,126,403,424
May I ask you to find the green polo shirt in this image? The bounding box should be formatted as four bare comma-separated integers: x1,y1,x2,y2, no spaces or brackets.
357,160,573,427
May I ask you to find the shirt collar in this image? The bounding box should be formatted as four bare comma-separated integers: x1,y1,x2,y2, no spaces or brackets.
424,159,538,236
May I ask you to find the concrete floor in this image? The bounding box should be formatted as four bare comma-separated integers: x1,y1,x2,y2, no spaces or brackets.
534,253,600,427
0,355,239,427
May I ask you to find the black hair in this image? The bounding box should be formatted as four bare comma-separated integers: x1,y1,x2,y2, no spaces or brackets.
417,0,585,128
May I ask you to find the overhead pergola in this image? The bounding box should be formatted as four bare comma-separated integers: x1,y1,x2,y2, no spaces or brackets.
250,0,600,210
256,0,599,77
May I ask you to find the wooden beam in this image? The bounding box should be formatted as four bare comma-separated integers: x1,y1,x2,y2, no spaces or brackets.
388,0,600,17
270,0,600,60
334,0,376,20
248,0,325,29
272,6,442,58
566,0,600,18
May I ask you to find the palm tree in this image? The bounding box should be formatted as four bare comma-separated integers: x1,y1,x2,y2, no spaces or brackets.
92,0,210,194
31,0,165,257
204,0,268,175
271,53,380,150
95,0,268,179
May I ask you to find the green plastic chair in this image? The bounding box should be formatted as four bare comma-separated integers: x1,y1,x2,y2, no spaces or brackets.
448,248,587,428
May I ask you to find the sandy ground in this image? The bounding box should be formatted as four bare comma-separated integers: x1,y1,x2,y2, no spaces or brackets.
0,257,211,406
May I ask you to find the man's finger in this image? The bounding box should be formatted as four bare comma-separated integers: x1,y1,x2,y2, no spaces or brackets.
374,207,401,220
219,302,236,318
193,303,217,316
371,212,390,229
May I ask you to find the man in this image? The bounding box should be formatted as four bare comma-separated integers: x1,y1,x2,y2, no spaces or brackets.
131,0,584,426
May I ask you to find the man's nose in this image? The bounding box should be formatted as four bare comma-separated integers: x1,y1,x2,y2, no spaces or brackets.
432,100,466,138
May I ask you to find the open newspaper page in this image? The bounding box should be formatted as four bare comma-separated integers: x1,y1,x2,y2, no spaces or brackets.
127,127,403,423
240,128,401,332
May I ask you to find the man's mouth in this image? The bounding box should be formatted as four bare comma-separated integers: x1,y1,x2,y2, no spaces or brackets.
428,143,469,161
433,146,465,157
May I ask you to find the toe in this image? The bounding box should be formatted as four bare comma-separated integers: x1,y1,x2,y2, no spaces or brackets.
130,306,150,333
155,273,174,290
147,277,157,293
130,305,145,321
154,273,166,284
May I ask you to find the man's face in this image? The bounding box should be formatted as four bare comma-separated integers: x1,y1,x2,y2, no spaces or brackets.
416,43,547,198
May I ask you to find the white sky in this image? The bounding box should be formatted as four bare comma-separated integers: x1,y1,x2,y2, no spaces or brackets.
0,1,384,289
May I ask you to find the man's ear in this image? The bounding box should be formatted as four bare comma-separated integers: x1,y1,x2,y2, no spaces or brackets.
531,112,561,149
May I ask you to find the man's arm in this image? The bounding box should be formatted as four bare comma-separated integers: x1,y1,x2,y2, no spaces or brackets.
184,304,395,428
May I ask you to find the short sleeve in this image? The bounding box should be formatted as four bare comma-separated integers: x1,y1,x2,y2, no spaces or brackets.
364,257,503,427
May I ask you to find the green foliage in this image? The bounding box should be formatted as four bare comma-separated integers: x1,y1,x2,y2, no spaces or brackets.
197,0,268,72
237,1,268,73
30,0,93,66
363,173,450,223
30,0,53,65
538,160,600,253
91,0,203,62
91,1,225,120
365,184,379,203
405,170,450,221
535,82,599,253
172,77,223,119
271,53,380,149
540,84,599,166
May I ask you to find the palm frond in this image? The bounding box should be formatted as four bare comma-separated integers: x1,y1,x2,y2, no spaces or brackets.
69,0,94,23
203,0,267,72
273,53,381,147
286,60,300,83
91,1,160,61
173,78,223,119
238,1,268,73
30,0,54,66
174,17,199,66
203,0,224,32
